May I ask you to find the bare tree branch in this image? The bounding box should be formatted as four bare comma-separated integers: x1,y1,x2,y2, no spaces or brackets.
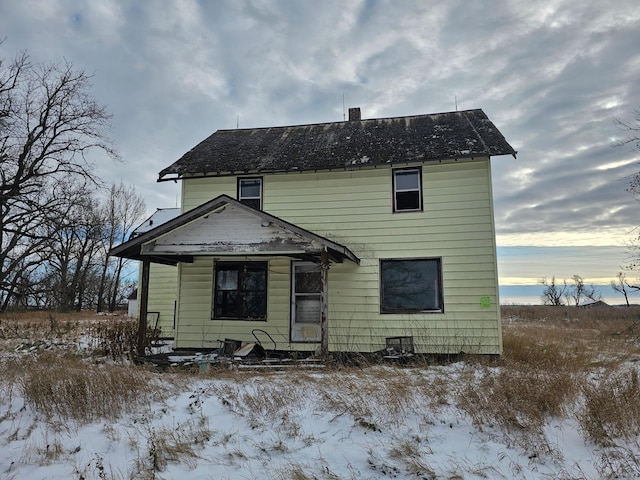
0,46,119,310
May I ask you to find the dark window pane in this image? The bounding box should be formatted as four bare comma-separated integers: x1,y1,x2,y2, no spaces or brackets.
395,171,419,190
396,191,420,211
381,259,441,312
243,268,267,290
295,265,322,293
243,291,267,318
240,179,261,197
215,290,238,317
240,198,261,210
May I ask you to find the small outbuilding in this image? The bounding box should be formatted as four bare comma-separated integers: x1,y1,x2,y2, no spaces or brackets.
127,289,138,318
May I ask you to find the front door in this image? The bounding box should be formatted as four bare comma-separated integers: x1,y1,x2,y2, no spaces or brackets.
291,262,322,342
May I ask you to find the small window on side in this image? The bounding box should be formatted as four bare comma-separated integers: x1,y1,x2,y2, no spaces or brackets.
238,177,263,210
380,258,443,313
393,168,422,212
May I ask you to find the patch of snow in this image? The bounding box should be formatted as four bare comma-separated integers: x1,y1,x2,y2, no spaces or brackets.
2,362,638,479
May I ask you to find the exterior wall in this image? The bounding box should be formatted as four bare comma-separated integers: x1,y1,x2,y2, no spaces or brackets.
175,158,502,354
139,263,177,338
174,257,293,349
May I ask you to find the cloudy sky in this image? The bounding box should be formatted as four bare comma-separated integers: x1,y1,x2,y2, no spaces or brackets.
2,0,640,302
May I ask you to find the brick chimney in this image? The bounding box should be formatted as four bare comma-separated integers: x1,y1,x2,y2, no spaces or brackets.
348,107,361,121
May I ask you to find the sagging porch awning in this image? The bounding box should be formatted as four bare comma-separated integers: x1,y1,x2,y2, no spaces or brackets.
109,194,360,266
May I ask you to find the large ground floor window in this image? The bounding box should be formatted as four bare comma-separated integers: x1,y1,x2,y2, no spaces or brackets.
380,258,443,313
213,261,267,320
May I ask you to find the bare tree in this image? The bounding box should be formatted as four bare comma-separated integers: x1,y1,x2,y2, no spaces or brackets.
611,271,634,306
541,274,601,307
540,276,567,306
0,46,117,310
566,274,601,306
96,182,146,312
0,180,143,311
40,180,105,311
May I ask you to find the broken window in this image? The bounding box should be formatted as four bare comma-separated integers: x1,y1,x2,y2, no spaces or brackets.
238,177,263,210
393,168,422,212
213,262,267,320
380,258,443,313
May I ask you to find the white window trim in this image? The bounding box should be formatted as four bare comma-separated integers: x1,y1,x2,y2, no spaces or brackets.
393,168,422,212
238,177,263,210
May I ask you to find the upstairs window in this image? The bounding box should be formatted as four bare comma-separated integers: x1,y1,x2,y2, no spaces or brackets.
213,262,267,320
380,258,443,313
238,177,263,210
393,168,422,212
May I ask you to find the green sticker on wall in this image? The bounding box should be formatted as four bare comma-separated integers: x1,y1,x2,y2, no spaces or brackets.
480,296,491,309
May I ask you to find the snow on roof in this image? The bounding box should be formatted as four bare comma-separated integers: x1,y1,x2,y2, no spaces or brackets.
131,208,181,237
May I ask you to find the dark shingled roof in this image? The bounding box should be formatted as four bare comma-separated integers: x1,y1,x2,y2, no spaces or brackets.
158,109,516,181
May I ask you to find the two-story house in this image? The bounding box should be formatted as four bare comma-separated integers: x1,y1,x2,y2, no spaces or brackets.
112,108,516,356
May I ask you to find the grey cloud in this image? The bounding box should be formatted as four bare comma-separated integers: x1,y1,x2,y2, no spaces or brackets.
1,0,640,245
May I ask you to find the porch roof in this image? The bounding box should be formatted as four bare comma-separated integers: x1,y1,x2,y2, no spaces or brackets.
109,194,360,266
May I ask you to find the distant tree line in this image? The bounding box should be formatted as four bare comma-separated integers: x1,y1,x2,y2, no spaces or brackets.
539,275,602,306
1,44,145,312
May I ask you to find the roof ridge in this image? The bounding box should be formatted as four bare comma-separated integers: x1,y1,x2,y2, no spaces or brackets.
216,109,483,133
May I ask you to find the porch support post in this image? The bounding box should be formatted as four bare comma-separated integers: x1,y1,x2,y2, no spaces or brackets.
320,248,329,357
137,259,151,357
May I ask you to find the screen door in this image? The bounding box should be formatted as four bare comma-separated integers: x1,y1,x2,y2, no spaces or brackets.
291,262,322,342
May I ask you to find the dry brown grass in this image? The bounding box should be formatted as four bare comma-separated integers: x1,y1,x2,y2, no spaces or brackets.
317,369,418,424
130,419,210,476
458,364,577,435
3,307,640,477
19,352,162,424
0,310,163,362
502,305,640,367
85,317,138,359
580,369,640,446
0,310,119,339
455,305,640,454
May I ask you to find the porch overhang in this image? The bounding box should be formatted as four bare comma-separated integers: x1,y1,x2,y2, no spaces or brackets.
109,194,360,266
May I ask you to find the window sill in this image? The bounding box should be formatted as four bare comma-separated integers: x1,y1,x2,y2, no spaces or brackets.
211,318,268,321
381,310,444,314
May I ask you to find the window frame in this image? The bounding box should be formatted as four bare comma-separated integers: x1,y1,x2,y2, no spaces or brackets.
237,177,263,210
212,261,268,321
392,167,423,212
379,257,444,314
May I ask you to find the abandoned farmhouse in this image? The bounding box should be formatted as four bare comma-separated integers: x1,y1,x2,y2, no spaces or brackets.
111,108,516,356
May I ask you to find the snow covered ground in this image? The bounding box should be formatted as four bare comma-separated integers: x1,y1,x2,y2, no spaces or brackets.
1,312,639,479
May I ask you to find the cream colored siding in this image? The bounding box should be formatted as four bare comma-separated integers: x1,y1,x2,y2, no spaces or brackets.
176,158,502,354
174,257,294,350
139,263,177,338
